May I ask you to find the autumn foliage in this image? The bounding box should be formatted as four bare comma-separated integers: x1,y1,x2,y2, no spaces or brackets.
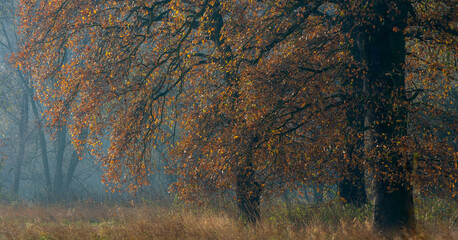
14,0,457,233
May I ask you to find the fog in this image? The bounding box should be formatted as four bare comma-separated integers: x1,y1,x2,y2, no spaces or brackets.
0,1,170,204
0,1,456,239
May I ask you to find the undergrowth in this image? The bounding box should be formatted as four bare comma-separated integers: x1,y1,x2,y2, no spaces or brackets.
0,198,455,239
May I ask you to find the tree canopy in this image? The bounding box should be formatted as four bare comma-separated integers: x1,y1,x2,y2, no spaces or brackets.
14,0,457,233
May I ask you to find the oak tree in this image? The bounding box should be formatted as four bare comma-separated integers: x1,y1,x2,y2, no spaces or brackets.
15,0,457,233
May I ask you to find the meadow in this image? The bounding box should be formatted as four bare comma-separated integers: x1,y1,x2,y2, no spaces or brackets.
0,198,455,240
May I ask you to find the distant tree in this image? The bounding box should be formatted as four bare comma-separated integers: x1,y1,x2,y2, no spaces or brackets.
0,0,30,197
1,0,92,200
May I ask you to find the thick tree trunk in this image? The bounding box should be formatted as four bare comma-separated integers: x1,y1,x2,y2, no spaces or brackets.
339,11,369,207
236,153,261,223
339,159,367,207
374,168,415,232
207,0,262,224
13,89,29,196
340,103,367,206
362,0,415,234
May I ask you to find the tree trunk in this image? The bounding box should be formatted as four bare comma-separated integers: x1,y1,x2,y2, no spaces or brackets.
53,124,66,199
15,71,52,198
339,159,367,207
339,23,368,207
30,95,52,197
206,0,262,224
13,89,29,196
362,0,415,234
340,102,367,206
282,189,294,220
64,150,78,192
236,153,261,223
64,128,87,193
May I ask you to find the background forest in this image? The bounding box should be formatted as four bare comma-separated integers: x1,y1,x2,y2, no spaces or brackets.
0,0,456,239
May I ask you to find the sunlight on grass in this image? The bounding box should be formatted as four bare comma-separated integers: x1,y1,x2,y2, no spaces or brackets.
0,199,455,239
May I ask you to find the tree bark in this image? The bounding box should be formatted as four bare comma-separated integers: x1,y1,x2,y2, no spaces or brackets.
236,154,261,223
361,0,415,234
339,21,368,207
339,159,367,207
340,97,367,207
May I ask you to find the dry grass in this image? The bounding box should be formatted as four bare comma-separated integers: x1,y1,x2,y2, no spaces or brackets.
0,202,455,240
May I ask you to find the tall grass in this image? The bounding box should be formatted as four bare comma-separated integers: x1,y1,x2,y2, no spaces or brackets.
0,198,455,239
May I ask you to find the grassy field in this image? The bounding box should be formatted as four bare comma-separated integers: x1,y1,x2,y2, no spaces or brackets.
0,199,455,240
